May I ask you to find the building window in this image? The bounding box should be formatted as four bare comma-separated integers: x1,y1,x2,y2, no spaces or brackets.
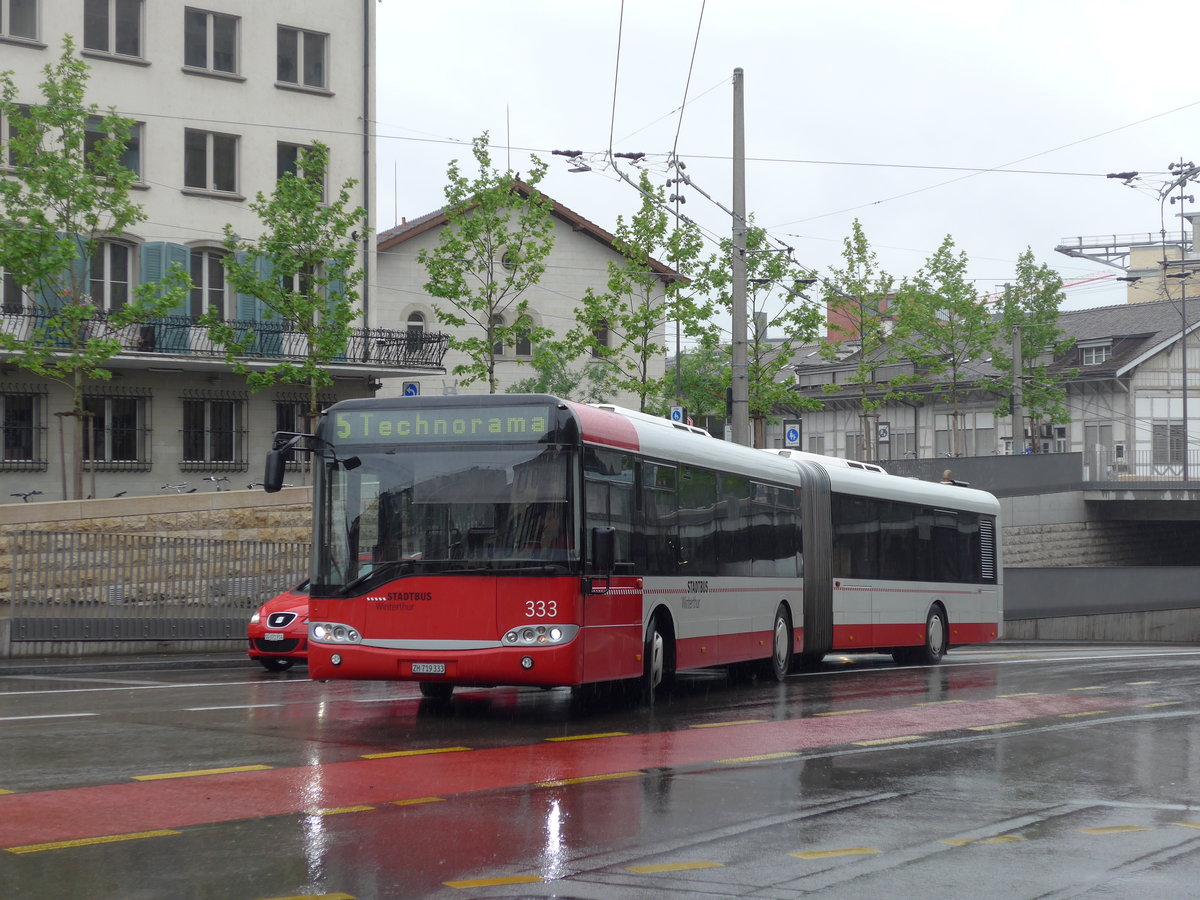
90,241,131,310
184,129,237,193
807,433,825,455
84,395,145,464
515,322,533,357
1,0,37,40
406,312,425,341
183,397,244,466
277,26,326,89
276,142,324,197
84,0,142,58
184,7,237,74
85,115,142,179
591,319,609,358
189,248,228,320
2,266,25,313
1081,343,1112,366
1152,421,1184,465
3,104,32,167
1,392,38,463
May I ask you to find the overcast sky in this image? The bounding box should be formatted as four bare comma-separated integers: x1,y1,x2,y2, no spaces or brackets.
374,0,1200,323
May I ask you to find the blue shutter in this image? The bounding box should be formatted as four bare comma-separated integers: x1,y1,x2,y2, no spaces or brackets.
141,242,190,351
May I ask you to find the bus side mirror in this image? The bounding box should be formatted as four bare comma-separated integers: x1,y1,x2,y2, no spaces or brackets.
262,449,287,493
591,526,615,575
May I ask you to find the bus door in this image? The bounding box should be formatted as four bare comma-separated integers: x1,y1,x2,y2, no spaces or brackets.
830,493,877,650
581,448,642,682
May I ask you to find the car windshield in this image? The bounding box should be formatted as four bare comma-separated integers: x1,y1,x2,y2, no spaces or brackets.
315,443,576,592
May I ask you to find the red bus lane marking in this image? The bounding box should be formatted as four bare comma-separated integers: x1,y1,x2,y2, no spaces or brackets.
0,693,1136,850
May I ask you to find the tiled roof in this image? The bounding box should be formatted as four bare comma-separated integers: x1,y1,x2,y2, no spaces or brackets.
376,180,679,278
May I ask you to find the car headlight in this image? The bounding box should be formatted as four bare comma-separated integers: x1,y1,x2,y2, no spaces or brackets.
249,611,261,625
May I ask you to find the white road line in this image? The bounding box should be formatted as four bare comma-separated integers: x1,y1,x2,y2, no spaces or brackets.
184,704,283,711
0,712,99,722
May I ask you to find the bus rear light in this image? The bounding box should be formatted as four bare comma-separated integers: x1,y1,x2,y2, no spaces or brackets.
502,623,579,647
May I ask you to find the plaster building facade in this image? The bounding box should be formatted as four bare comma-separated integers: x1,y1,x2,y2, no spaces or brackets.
782,299,1200,479
1,0,447,503
374,188,673,408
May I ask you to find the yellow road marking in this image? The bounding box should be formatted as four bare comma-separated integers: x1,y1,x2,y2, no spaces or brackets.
943,835,1025,846
391,797,445,807
1060,710,1107,718
1070,686,1104,692
1143,701,1181,708
967,722,1027,731
545,732,629,742
999,692,1040,698
917,699,964,705
361,747,471,759
444,875,542,889
0,789,12,794
626,861,723,873
815,708,874,716
307,805,375,817
792,847,879,860
1077,825,1152,835
261,894,355,900
717,751,800,764
854,735,924,747
132,765,271,781
1127,681,1159,685
689,719,765,728
1173,821,1200,829
538,771,643,788
7,829,179,854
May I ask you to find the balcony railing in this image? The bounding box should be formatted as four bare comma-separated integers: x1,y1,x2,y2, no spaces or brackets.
0,310,449,370
1083,446,1200,483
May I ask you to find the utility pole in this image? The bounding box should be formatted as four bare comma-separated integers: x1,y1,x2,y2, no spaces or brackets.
1163,160,1198,481
1011,320,1023,454
730,67,750,446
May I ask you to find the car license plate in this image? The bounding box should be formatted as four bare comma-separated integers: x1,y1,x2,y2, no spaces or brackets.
263,633,285,642
411,662,445,674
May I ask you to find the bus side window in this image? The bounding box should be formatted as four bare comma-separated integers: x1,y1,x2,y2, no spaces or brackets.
638,462,677,576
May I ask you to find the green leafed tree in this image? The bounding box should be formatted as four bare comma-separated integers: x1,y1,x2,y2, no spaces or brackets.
202,141,367,426
0,38,189,499
819,219,897,459
504,339,609,403
892,235,998,458
569,170,707,412
993,248,1074,451
419,134,555,393
698,222,824,445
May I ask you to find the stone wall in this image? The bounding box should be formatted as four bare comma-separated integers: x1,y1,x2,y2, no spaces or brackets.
1003,519,1199,568
0,487,312,598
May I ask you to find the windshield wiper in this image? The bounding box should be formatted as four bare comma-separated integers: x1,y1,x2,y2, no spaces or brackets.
339,559,416,595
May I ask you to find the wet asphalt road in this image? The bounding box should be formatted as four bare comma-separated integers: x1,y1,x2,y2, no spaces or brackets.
1,643,1199,899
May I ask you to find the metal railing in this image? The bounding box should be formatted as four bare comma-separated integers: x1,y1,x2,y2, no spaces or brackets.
6,531,309,642
0,310,449,370
1083,446,1200,483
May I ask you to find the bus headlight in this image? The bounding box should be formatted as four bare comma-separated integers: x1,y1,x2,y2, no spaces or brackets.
310,622,362,644
501,623,579,647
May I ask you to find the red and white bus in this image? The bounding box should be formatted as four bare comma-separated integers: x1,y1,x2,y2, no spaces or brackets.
265,395,1001,700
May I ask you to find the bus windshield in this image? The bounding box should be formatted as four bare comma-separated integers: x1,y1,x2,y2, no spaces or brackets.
316,443,576,592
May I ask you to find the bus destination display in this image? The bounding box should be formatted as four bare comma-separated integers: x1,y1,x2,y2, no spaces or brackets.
333,405,554,444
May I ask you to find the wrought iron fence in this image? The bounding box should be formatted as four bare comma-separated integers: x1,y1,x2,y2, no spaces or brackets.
0,310,449,369
1083,445,1200,483
5,531,309,642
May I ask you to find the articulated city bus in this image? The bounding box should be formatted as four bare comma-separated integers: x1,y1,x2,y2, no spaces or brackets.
264,395,1001,700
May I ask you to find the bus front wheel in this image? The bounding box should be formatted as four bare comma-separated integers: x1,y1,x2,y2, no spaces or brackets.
642,612,674,704
419,682,454,701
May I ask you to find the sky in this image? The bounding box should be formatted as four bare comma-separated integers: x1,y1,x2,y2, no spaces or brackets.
374,0,1200,325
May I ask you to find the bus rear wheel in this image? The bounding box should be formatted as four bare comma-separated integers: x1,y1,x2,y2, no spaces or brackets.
761,604,794,682
894,604,947,666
